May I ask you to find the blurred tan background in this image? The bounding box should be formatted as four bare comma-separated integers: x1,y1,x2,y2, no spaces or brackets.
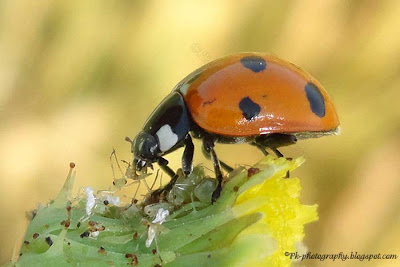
1,0,400,266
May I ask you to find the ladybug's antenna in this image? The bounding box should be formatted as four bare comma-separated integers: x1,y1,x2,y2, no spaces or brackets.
125,136,133,144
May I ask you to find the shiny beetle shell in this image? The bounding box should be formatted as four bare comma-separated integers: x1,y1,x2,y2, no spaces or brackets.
174,52,339,137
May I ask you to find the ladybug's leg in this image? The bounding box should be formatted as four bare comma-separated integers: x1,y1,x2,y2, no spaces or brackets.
271,148,290,178
150,134,195,200
253,143,285,158
271,148,284,158
251,142,269,156
201,146,234,173
253,134,296,178
157,157,176,177
182,135,194,176
253,134,297,156
254,145,290,178
203,136,223,203
150,157,178,199
270,148,291,178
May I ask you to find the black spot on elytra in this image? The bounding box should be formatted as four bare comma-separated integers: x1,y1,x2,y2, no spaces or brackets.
239,97,261,120
305,83,325,117
240,56,266,73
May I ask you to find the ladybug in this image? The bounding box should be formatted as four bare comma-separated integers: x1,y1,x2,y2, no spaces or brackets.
129,52,340,203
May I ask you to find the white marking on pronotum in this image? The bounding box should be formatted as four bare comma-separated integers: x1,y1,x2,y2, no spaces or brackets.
179,83,190,95
84,187,96,216
145,208,169,248
156,125,179,152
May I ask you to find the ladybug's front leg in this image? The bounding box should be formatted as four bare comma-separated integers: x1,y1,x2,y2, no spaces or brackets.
149,157,178,201
181,135,194,176
203,136,223,204
157,157,175,177
150,134,194,201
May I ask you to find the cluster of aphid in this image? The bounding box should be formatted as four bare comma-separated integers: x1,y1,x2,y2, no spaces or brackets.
108,146,219,210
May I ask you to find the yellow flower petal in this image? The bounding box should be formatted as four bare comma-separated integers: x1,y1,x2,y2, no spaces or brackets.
233,155,318,267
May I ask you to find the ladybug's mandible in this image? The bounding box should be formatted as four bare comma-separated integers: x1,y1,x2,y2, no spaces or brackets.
129,52,340,203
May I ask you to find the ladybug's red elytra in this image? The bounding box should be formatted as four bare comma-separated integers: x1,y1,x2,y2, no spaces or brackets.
129,52,340,203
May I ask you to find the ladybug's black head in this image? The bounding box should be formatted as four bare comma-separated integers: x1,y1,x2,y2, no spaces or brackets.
131,131,160,171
